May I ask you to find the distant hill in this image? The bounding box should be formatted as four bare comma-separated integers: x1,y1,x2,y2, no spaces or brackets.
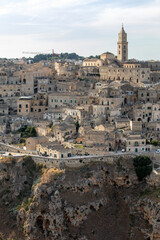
32,52,85,62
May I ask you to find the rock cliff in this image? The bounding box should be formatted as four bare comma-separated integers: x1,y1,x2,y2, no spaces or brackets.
0,156,160,240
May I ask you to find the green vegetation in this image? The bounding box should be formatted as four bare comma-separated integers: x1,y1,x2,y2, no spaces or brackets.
33,54,52,62
116,157,125,172
14,125,37,143
139,187,160,198
74,144,84,148
150,140,160,146
22,156,44,173
60,52,84,60
15,156,44,210
88,55,100,59
51,125,53,132
75,121,80,133
17,197,33,211
133,156,152,181
31,52,84,62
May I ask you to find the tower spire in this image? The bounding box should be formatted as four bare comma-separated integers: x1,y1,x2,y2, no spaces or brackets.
117,25,128,62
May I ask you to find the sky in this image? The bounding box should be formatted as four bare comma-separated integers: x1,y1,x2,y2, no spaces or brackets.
0,0,160,60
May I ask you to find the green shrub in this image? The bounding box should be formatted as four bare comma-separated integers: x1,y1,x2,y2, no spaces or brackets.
133,156,152,181
16,125,37,138
11,159,16,165
150,140,160,146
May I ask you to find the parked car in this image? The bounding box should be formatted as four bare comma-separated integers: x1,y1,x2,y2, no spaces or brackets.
121,149,125,152
156,149,160,153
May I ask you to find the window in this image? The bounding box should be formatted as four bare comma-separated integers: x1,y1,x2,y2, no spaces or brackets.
135,141,139,146
26,104,28,108
129,142,131,145
19,104,21,108
51,99,53,102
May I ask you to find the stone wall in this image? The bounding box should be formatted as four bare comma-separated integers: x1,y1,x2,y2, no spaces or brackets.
32,153,157,169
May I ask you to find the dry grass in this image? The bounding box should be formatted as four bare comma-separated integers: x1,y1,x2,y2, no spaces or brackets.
40,168,65,184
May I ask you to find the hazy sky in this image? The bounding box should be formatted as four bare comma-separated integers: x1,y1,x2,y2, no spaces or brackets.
0,0,160,60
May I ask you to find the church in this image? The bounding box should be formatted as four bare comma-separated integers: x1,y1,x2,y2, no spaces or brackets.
82,26,151,87
117,25,128,62
83,25,128,67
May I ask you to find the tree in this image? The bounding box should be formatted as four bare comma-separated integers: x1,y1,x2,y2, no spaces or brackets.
133,156,152,181
75,121,80,133
151,140,160,146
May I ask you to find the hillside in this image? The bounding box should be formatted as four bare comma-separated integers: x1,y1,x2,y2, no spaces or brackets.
0,156,160,239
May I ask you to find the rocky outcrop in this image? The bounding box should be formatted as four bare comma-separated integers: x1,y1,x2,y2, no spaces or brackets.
0,156,160,240
16,157,158,240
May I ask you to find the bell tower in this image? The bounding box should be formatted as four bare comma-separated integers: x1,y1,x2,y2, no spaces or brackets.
117,24,128,62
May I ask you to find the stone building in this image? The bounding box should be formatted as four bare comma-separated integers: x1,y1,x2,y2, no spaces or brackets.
117,25,128,62
0,84,21,97
26,136,48,151
130,121,142,132
115,118,130,130
123,63,141,69
36,142,72,158
17,93,48,118
126,134,151,153
99,66,150,86
82,58,104,67
0,99,9,115
138,88,158,103
133,102,160,123
54,61,78,77
44,108,66,121
99,97,124,112
48,92,91,109
52,123,76,143
100,52,115,61
84,130,115,151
